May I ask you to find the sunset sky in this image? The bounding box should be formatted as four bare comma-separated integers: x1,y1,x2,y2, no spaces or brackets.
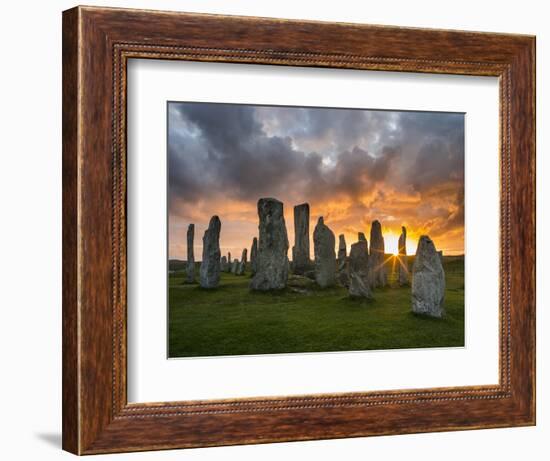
168,102,464,261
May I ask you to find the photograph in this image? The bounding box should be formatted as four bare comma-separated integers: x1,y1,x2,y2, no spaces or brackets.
167,102,465,358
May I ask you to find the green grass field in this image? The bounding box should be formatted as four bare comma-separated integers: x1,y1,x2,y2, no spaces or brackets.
168,256,464,358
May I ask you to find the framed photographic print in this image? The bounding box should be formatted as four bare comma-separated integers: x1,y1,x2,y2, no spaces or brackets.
62,6,535,455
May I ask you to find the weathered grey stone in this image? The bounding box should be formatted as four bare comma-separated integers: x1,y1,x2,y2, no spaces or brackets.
287,274,316,293
250,198,289,290
348,240,373,298
199,216,221,288
337,234,349,287
358,232,367,242
231,259,239,274
438,250,444,264
397,226,409,286
220,256,228,272
337,234,347,261
368,220,387,288
412,236,446,317
250,237,258,275
226,252,232,273
313,217,336,288
185,223,195,284
293,203,311,274
237,248,248,275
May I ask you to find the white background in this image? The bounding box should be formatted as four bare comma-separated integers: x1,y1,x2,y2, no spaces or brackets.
0,0,546,460
128,60,499,402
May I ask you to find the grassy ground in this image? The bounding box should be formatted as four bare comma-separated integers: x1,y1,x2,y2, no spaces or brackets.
168,256,464,358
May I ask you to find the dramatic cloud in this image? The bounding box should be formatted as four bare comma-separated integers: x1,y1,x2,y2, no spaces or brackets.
168,102,464,259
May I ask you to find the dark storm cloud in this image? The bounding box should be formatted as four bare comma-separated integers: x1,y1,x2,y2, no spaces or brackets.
169,103,308,203
321,145,401,199
400,112,465,192
168,102,464,225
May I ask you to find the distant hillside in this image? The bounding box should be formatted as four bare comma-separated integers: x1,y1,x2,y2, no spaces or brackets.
168,259,187,271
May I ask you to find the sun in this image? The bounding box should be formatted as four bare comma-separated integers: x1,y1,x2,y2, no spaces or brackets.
380,230,418,256
384,233,400,256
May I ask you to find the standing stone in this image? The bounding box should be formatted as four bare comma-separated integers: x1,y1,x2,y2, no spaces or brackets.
411,236,446,317
368,220,387,288
220,255,228,272
313,217,336,288
250,237,258,275
226,252,232,273
337,234,347,261
337,234,349,287
231,259,239,274
438,250,444,264
348,240,373,298
397,226,409,286
237,248,248,275
250,198,289,290
293,203,311,274
185,224,195,284
199,216,221,288
356,232,369,266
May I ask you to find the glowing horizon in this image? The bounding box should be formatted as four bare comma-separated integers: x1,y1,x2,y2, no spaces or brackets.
169,206,462,262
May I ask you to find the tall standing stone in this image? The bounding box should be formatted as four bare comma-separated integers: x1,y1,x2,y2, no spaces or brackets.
231,259,239,274
226,252,232,273
337,234,349,287
397,226,409,286
348,240,372,298
411,235,446,317
250,237,258,275
220,255,228,272
237,248,248,275
250,198,289,291
293,203,311,274
356,232,369,267
199,216,221,288
185,224,195,284
313,217,336,288
368,220,387,288
337,234,347,261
